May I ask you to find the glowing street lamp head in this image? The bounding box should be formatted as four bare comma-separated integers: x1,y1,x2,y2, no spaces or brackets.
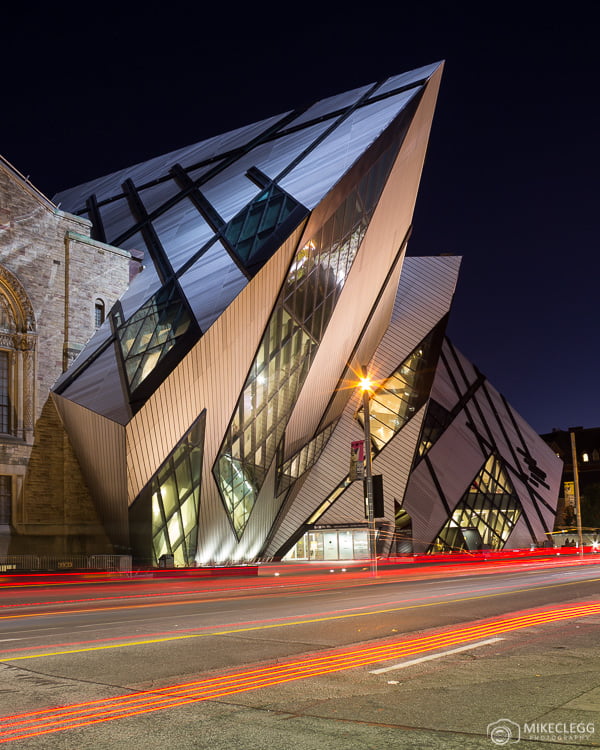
359,375,374,393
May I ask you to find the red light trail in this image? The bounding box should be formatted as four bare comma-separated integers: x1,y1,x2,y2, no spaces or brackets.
1,565,598,661
0,600,599,743
1,560,598,662
3,554,598,613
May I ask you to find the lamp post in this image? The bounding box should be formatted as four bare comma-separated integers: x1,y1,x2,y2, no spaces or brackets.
569,427,584,556
359,366,377,578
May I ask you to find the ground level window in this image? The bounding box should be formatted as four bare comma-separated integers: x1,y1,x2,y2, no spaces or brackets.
0,475,11,525
284,528,370,561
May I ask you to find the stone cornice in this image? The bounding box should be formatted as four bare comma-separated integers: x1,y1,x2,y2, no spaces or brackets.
65,230,132,258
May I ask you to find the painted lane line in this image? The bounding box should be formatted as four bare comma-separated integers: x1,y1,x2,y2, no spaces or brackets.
1,605,599,743
3,576,600,661
369,637,504,674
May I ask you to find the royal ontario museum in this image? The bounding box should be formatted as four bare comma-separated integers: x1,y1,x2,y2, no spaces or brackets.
49,61,562,566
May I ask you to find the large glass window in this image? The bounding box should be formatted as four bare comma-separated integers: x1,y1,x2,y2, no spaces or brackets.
430,454,523,553
302,325,445,529
117,280,193,393
215,142,401,538
276,420,338,495
356,323,445,454
323,531,339,560
223,184,304,275
284,528,370,561
417,398,453,459
131,413,205,567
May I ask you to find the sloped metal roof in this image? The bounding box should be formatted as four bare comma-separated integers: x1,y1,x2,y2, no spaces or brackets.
53,62,443,421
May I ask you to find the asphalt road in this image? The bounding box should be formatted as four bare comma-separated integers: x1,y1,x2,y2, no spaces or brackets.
1,557,600,748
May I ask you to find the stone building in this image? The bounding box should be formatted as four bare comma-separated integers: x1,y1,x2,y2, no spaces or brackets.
0,155,133,556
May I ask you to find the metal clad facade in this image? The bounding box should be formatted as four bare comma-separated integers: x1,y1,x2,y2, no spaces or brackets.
284,70,443,455
52,394,127,547
126,223,306,503
318,407,426,525
269,252,459,552
50,61,561,565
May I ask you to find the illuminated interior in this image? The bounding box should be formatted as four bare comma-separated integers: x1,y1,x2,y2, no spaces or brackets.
214,143,400,538
130,413,205,566
277,420,338,495
430,454,523,552
284,527,369,560
356,322,445,453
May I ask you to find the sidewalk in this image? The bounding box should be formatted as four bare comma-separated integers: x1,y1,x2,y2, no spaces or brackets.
3,599,600,749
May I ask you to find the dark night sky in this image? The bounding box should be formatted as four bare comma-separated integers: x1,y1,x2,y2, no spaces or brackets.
3,2,598,434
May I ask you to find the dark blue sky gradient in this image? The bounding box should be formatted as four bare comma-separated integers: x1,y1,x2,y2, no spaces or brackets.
3,2,598,433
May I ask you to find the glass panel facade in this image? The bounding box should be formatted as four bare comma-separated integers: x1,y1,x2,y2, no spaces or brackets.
216,307,315,538
323,531,338,560
430,454,522,553
417,398,453,459
284,528,370,560
338,530,354,559
0,475,11,525
296,326,446,530
215,142,400,539
356,323,445,454
276,420,338,495
223,184,303,275
117,280,193,393
131,413,205,567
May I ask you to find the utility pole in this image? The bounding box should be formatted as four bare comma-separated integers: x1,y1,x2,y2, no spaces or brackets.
569,427,584,556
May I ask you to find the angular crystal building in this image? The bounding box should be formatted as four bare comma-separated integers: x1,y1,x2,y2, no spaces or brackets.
274,256,561,560
51,62,561,565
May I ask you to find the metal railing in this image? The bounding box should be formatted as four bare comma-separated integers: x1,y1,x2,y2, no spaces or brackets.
0,554,132,573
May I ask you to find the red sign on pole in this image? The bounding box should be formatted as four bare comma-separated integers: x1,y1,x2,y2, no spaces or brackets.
350,440,365,480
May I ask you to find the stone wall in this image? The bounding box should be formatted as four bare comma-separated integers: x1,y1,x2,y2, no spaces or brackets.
0,156,131,555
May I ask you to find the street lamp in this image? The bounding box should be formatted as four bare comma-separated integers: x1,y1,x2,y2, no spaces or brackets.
359,366,378,578
569,427,584,556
